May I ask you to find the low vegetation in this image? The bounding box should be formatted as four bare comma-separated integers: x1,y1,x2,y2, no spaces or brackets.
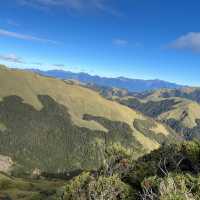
4,139,200,199
63,140,200,200
0,172,65,200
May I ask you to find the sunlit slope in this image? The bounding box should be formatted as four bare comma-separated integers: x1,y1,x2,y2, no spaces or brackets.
0,68,140,131
118,88,200,140
139,89,200,128
158,99,200,128
142,87,200,103
0,67,178,174
0,68,173,148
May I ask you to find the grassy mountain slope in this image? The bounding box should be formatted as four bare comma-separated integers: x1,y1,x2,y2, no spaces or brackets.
0,172,65,200
0,68,142,131
157,87,200,103
0,67,176,176
117,88,200,140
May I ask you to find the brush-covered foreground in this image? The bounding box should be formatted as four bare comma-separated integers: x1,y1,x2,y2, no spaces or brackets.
63,140,200,199
2,140,200,200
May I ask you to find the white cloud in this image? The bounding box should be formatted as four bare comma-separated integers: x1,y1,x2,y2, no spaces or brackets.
18,0,120,16
0,54,24,63
112,38,128,46
0,28,59,44
169,32,200,52
19,0,82,9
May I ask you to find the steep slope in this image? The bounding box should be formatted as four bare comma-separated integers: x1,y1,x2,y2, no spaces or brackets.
117,88,200,140
25,68,183,92
157,87,200,103
0,67,176,176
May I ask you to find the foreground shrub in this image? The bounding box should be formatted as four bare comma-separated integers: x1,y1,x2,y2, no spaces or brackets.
64,172,135,200
87,175,135,200
127,140,200,188
140,173,198,200
64,172,92,200
100,143,139,178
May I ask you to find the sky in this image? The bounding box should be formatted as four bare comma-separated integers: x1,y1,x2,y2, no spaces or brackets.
1,0,200,86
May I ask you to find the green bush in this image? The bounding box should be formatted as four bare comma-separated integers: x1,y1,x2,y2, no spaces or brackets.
141,173,196,200
64,172,92,200
87,175,135,200
100,143,141,178
64,172,135,200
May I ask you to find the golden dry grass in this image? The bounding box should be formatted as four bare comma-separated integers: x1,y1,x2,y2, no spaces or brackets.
137,88,200,129
158,99,200,128
150,121,169,136
0,68,172,150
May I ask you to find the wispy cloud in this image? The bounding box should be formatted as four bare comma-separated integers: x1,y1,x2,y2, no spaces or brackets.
0,53,68,69
112,38,128,46
169,32,200,52
0,54,24,63
18,0,121,16
0,28,59,44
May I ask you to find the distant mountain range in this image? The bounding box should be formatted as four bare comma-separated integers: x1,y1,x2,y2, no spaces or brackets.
26,69,184,92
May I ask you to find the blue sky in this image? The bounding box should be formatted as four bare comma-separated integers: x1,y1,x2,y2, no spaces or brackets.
1,0,200,85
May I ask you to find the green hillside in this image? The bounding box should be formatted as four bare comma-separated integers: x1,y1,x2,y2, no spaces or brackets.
0,67,177,177
0,172,65,200
157,87,200,103
2,140,200,200
116,88,200,140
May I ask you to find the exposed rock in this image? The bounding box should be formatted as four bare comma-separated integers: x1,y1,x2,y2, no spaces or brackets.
0,155,13,173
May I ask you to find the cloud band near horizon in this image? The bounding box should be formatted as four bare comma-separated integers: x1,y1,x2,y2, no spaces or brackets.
0,54,24,63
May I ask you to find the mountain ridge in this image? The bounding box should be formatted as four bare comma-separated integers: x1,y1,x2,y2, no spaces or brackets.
115,88,200,140
24,68,184,92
